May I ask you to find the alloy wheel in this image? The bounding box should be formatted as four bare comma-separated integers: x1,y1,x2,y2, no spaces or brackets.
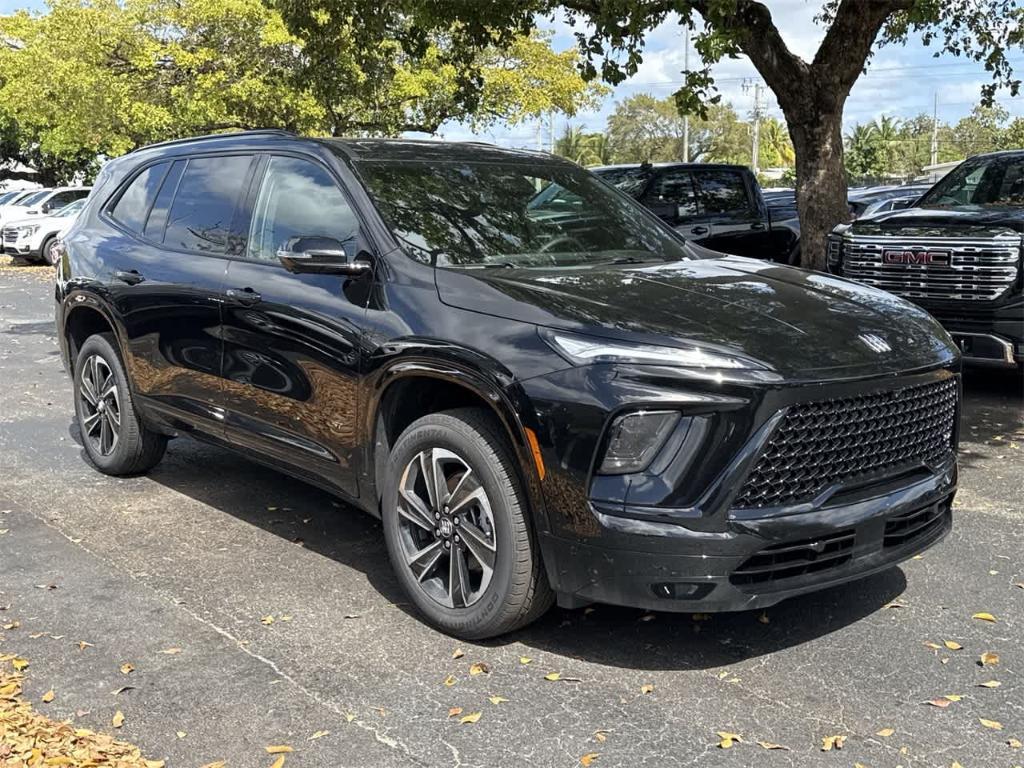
396,447,497,608
79,354,121,456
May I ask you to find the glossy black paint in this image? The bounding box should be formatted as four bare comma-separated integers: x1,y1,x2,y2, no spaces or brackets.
57,132,960,613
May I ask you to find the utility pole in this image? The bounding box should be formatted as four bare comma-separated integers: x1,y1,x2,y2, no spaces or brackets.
682,26,690,163
743,79,766,174
930,92,939,167
549,111,555,153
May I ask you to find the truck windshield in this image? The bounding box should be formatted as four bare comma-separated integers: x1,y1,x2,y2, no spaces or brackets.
355,159,690,269
918,154,1024,209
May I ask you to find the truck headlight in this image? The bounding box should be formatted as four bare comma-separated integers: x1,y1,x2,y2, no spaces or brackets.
826,235,842,272
599,410,680,474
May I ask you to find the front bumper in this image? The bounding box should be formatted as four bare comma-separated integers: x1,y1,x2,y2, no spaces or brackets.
541,465,955,612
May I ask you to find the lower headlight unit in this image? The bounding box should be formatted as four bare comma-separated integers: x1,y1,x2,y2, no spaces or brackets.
599,410,680,475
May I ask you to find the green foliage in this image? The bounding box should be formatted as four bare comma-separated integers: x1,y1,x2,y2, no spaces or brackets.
0,0,599,181
553,125,612,166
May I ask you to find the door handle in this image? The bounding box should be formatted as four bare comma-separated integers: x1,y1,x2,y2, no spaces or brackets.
750,221,766,231
114,269,145,285
690,226,709,235
225,287,262,306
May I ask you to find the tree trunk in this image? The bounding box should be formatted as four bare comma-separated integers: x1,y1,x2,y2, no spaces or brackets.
786,105,847,271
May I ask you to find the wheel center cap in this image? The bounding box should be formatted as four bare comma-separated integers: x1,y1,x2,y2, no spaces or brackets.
97,401,106,413
438,517,453,538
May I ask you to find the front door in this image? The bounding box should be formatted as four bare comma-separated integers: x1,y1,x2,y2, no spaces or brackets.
639,168,716,242
218,154,370,499
691,169,768,258
106,154,254,437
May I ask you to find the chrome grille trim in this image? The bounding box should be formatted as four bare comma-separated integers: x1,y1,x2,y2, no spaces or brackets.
841,233,1020,302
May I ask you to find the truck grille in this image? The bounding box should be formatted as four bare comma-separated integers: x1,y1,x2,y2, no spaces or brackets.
841,234,1020,302
2,228,18,243
734,377,957,509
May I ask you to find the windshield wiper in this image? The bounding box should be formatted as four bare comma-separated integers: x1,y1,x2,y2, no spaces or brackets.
608,255,653,265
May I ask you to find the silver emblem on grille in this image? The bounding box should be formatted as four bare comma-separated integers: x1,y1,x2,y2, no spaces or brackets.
858,333,891,353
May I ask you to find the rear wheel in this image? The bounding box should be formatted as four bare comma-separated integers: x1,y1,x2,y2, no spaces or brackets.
39,235,59,266
73,333,166,475
382,408,552,639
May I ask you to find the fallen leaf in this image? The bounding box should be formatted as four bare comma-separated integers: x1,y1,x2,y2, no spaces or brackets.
120,663,134,675
927,698,955,708
717,731,743,749
77,641,93,651
1008,737,1021,748
198,763,225,768
924,641,943,650
594,730,609,743
260,615,275,625
488,696,508,705
821,735,846,751
758,612,770,625
980,651,1000,666
343,613,360,619
160,648,181,655
944,694,963,701
344,713,356,723
943,640,963,650
580,753,599,766
448,707,463,718
112,710,125,728
11,658,29,671
519,656,532,665
269,757,285,768
111,685,134,696
544,672,562,682
1014,582,1024,590
266,745,293,754
451,648,464,659
1,621,18,630
977,680,1001,688
640,683,654,695
757,741,789,750
309,730,329,740
443,675,456,687
41,689,54,703
876,727,895,737
469,662,490,676
980,719,1003,730
459,711,482,724
972,612,998,623
884,599,908,609
29,631,45,638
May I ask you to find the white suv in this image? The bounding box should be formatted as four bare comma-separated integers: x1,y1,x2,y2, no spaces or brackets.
3,198,86,264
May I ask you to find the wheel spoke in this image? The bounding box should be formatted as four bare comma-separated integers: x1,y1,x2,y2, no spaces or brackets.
81,410,101,435
80,370,98,406
458,518,496,575
99,412,112,454
448,546,470,608
449,484,486,517
418,450,438,509
407,539,444,582
398,487,435,532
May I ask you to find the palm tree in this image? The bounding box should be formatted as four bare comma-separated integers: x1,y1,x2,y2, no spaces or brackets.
759,118,795,167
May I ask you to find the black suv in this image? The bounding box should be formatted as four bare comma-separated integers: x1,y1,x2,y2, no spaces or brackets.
56,131,960,639
829,150,1024,369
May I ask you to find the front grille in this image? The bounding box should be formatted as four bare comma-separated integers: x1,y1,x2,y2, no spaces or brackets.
884,499,949,549
2,228,17,243
734,377,957,509
841,234,1020,302
730,530,856,586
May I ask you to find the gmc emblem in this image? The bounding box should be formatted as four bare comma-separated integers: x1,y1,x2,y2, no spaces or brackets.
882,248,950,265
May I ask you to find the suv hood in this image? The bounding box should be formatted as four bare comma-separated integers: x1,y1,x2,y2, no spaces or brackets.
435,256,956,379
848,205,1024,238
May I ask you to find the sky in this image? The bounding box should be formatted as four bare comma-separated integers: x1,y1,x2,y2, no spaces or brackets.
3,0,1022,153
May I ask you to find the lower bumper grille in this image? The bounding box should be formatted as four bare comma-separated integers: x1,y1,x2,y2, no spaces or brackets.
884,500,948,549
730,530,855,586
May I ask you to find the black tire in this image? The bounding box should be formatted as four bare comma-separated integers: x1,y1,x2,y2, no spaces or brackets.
39,235,58,266
73,333,166,475
382,408,553,639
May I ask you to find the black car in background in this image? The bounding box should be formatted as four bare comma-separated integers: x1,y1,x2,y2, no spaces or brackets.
593,162,800,263
56,131,959,638
829,150,1024,369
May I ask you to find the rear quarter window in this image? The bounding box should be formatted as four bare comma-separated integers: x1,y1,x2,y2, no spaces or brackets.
110,163,170,234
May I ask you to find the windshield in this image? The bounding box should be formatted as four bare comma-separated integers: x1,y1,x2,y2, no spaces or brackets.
0,191,21,205
592,167,654,198
16,190,50,207
918,154,1024,208
355,159,690,269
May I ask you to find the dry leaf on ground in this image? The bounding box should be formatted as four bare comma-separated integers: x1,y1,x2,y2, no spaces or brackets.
40,689,54,703
943,640,963,650
120,663,134,675
112,711,125,728
757,741,789,750
580,753,599,766
821,735,846,751
448,707,463,718
266,745,293,754
451,648,464,659
269,757,286,768
717,731,742,749
876,728,895,737
469,662,490,676
980,651,1000,666
972,612,997,622
640,683,654,695
459,711,482,724
980,719,1003,730
488,696,508,705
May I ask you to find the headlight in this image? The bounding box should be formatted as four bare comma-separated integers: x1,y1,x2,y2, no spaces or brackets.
16,225,39,237
599,410,680,474
543,330,764,370
826,235,842,271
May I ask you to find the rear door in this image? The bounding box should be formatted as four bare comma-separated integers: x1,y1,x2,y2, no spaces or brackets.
691,169,768,257
105,153,255,437
639,168,716,241
217,153,370,499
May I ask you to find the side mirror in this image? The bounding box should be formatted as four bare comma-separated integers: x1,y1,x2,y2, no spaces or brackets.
276,235,371,276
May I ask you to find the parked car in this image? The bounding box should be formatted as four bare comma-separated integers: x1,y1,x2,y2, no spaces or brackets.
847,185,931,219
593,162,801,263
13,186,91,220
0,188,45,234
2,198,86,264
829,150,1024,369
57,131,960,638
858,193,921,219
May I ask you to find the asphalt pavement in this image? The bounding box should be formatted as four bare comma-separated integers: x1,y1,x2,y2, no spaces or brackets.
1,259,1022,768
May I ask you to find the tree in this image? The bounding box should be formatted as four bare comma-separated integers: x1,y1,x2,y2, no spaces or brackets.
553,124,612,165
759,117,795,168
0,0,600,181
313,1,1023,269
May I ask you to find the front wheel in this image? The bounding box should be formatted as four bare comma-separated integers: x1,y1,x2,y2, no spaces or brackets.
382,408,552,639
40,235,59,266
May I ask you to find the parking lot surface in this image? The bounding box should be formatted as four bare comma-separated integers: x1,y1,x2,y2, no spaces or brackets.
1,259,1022,767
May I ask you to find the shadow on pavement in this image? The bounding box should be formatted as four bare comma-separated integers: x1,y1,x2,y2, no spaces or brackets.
66,418,912,672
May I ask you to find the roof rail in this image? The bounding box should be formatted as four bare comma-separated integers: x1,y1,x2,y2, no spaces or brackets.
130,128,297,154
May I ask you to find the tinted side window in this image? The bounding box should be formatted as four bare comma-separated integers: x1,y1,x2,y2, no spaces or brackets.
694,170,752,215
644,170,699,216
163,155,253,254
144,160,185,242
111,163,169,233
247,155,358,263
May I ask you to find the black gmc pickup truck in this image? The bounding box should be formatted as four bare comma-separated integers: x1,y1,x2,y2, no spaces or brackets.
594,163,800,264
828,150,1024,369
